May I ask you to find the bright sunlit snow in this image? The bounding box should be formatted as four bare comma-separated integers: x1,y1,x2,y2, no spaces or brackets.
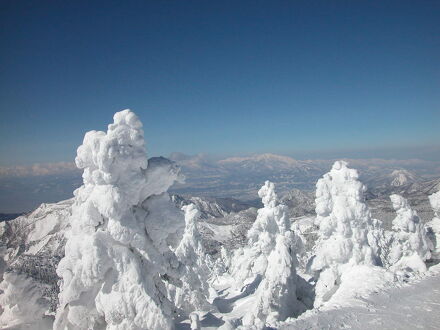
1,110,439,330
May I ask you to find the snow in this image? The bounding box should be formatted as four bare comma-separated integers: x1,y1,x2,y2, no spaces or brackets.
55,110,183,329
0,272,51,329
281,266,440,330
211,181,306,328
388,194,432,273
427,190,440,257
390,169,416,187
173,204,212,314
311,161,380,307
201,222,234,242
1,109,440,330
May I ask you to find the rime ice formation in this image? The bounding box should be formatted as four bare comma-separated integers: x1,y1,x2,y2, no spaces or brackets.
388,194,432,272
311,161,379,307
230,181,303,327
54,110,185,330
427,191,440,258
0,273,50,328
173,204,212,314
232,182,289,284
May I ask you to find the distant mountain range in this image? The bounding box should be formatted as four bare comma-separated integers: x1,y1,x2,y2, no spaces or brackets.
1,153,440,213
169,153,440,202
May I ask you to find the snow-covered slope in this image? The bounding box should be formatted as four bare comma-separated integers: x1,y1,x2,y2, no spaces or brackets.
390,169,418,187
0,193,256,320
0,199,72,314
1,183,440,329
172,195,253,219
281,265,440,330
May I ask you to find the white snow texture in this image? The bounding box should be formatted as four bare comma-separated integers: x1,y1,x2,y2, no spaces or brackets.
0,272,50,329
229,181,303,327
311,160,379,307
388,194,432,272
427,191,440,257
55,110,185,330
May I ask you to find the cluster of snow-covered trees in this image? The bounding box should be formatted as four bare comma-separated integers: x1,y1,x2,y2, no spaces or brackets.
308,161,434,308
1,110,439,329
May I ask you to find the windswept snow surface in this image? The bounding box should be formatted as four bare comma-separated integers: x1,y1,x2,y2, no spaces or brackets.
281,265,440,330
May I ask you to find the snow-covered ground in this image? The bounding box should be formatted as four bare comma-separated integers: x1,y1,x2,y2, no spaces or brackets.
175,264,440,329
282,265,440,330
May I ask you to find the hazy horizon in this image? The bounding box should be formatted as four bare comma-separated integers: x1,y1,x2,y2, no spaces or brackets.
1,150,440,213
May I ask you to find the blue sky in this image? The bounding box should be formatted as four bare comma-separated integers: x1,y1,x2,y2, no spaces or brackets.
0,0,439,166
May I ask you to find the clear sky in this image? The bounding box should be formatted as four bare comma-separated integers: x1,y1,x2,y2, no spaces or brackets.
0,0,439,166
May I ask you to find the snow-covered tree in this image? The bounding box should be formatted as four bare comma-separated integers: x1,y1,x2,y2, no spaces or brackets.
54,110,185,330
388,194,432,272
311,161,379,307
427,190,440,258
230,181,303,327
232,181,288,285
212,246,231,279
173,204,212,314
0,273,50,329
367,217,393,268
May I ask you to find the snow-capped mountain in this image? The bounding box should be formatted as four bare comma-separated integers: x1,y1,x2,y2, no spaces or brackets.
363,168,421,194
170,153,440,203
2,153,440,215
219,153,307,171
390,169,418,187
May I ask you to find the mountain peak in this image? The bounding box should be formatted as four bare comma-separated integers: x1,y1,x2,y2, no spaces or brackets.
390,169,417,187
219,153,298,165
